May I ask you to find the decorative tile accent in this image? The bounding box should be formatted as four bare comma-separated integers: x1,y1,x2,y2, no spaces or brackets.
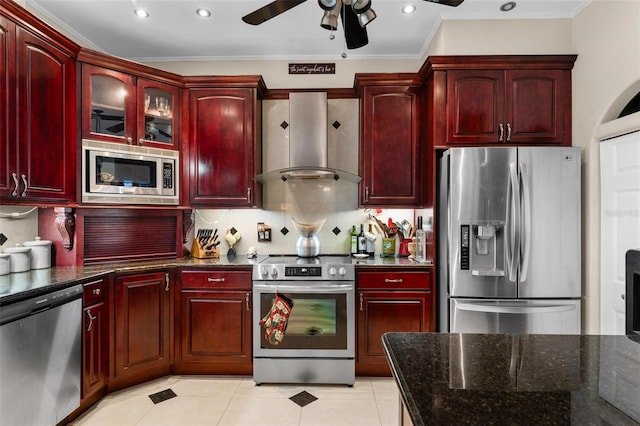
332,226,341,235
332,120,341,129
149,388,177,404
280,226,289,235
289,390,318,407
281,121,289,129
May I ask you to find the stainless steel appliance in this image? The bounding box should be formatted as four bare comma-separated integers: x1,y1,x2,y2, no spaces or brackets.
252,255,355,385
0,284,83,425
82,139,179,205
438,147,581,334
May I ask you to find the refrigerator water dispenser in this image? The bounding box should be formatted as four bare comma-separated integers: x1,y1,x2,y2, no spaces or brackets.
460,224,505,277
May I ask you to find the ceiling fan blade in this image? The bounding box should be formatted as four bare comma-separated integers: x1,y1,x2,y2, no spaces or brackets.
242,0,307,25
341,4,368,49
423,0,465,7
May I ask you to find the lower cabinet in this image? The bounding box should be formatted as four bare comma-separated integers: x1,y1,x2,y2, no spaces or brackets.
111,270,172,390
81,276,110,408
174,269,253,375
356,269,434,376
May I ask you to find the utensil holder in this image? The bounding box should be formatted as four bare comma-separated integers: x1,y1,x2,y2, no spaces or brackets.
191,239,220,259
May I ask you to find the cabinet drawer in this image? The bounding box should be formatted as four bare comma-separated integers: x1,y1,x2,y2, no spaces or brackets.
181,270,251,290
83,278,106,306
357,271,431,290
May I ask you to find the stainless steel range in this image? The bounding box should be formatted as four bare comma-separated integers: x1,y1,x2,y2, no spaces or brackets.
252,255,355,385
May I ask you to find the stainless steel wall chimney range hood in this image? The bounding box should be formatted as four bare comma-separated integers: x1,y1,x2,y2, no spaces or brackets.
255,92,361,183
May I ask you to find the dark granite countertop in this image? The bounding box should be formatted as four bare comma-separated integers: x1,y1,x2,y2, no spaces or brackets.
0,254,432,305
382,332,640,425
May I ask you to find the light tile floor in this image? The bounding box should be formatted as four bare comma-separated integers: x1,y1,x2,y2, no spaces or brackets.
71,376,400,426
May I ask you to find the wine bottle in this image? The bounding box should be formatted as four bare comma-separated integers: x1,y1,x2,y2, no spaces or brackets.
350,225,358,255
357,224,367,254
366,223,375,256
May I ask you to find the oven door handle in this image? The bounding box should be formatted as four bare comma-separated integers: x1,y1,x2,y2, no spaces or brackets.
253,283,354,293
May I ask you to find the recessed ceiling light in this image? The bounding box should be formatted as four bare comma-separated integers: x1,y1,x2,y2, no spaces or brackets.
133,8,150,18
500,1,516,12
196,8,211,18
402,4,416,14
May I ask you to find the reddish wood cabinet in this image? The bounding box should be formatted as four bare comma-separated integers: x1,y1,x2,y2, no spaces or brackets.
356,268,434,376
80,63,181,150
81,277,109,406
358,77,422,207
0,6,78,203
174,269,253,375
112,270,171,390
187,85,262,207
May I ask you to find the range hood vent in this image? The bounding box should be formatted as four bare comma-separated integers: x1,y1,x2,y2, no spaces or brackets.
255,92,361,183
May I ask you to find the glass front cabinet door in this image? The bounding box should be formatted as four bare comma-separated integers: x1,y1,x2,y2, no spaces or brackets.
82,64,179,150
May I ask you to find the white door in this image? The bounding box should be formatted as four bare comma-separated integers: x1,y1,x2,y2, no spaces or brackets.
600,131,640,334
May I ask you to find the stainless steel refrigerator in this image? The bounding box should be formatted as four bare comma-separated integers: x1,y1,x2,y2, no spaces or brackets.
437,147,581,334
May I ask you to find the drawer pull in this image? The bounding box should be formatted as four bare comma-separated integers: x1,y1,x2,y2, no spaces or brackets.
86,309,96,332
207,277,226,283
359,293,364,311
384,278,403,283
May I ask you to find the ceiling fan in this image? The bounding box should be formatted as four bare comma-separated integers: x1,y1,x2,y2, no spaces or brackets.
242,0,464,50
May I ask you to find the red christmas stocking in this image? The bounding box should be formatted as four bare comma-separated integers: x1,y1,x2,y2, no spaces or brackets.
259,293,293,345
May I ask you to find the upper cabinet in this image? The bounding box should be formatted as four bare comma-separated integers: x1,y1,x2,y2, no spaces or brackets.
185,78,265,207
427,55,576,147
81,63,181,150
357,75,422,207
0,6,79,204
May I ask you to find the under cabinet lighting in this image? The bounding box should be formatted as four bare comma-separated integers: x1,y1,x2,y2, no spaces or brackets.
196,8,211,18
134,8,150,18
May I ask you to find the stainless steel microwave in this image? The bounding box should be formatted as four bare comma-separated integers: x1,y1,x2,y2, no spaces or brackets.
82,139,179,205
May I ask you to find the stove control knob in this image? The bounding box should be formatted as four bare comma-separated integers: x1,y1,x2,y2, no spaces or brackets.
270,267,278,278
328,267,337,276
260,266,269,278
338,267,347,276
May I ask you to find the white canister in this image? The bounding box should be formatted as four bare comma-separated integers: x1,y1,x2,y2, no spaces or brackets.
0,253,10,276
4,246,31,273
23,237,52,269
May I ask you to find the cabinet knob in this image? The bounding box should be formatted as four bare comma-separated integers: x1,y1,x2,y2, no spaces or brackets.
138,138,144,146
93,288,101,295
126,137,133,145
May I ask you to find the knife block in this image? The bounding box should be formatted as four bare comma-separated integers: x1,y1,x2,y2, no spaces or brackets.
190,239,220,259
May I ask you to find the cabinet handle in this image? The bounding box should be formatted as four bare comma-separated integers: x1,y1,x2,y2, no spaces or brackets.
499,123,504,142
506,123,512,142
86,309,96,332
359,293,364,311
384,278,403,284
138,138,144,146
207,277,226,283
19,174,28,197
93,288,101,296
165,273,170,291
11,173,19,197
245,292,251,311
247,188,252,204
126,137,133,145
365,187,369,203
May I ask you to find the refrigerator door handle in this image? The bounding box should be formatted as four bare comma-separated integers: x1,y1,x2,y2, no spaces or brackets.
506,162,520,282
455,303,578,314
519,162,532,282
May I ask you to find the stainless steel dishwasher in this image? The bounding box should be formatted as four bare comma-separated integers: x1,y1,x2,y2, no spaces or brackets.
0,284,83,426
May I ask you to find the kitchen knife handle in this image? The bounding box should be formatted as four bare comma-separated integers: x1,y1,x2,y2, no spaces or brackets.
499,123,504,142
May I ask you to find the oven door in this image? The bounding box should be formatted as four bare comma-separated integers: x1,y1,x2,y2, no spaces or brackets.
253,282,355,358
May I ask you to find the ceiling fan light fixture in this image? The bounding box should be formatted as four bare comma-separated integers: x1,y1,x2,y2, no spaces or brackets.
321,0,342,30
318,0,338,11
357,8,376,27
133,8,149,19
351,0,371,13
